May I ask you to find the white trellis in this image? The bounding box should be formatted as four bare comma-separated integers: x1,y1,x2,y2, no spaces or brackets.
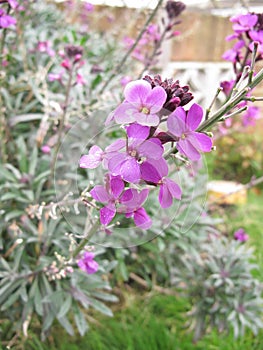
162,61,233,109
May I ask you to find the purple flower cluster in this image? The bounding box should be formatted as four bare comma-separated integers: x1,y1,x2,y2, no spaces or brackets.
234,228,249,242
122,2,185,67
80,77,212,230
77,251,99,274
222,13,263,64
220,12,262,129
48,44,86,86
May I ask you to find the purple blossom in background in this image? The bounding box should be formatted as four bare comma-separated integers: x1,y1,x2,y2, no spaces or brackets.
84,2,94,12
7,0,19,9
120,75,132,87
242,105,261,126
234,228,249,242
231,13,258,33
0,8,16,28
119,188,151,229
113,80,167,126
167,103,212,161
220,80,235,96
36,41,55,57
108,124,164,183
78,252,99,274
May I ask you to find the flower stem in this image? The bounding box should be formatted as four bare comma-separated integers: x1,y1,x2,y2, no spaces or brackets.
197,67,263,132
48,67,74,187
99,0,164,94
72,219,101,259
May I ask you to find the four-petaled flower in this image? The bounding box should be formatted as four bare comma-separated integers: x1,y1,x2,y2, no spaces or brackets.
77,251,99,274
119,188,152,229
141,158,181,208
90,174,127,226
167,103,212,161
113,80,167,126
234,228,249,242
108,124,164,183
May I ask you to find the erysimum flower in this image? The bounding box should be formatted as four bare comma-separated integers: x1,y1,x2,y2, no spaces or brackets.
0,8,16,28
234,228,249,242
167,103,212,161
78,252,99,274
107,124,164,183
119,188,151,229
90,174,126,226
113,80,167,126
140,158,181,208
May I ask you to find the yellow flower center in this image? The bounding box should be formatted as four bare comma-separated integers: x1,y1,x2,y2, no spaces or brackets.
181,133,186,140
141,106,150,114
130,150,137,157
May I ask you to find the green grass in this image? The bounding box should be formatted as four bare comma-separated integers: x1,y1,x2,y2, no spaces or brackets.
19,291,263,350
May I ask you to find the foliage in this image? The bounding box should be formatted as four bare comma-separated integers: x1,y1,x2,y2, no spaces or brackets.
1,0,263,347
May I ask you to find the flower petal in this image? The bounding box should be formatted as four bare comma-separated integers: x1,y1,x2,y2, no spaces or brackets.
177,139,201,161
106,139,126,152
167,109,186,137
114,102,137,124
159,183,173,208
186,103,203,131
135,112,160,127
146,86,167,113
126,123,150,140
188,132,212,152
165,178,182,200
120,158,141,183
100,205,116,225
133,207,152,229
138,139,163,159
79,145,103,169
110,176,124,199
124,80,152,104
90,185,110,203
140,161,161,183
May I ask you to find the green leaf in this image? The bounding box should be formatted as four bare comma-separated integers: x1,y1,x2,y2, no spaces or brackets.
57,316,74,336
4,210,24,222
57,294,72,319
91,74,102,90
29,147,38,176
88,297,113,317
74,306,89,336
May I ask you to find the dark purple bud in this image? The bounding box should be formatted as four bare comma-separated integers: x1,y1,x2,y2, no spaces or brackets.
165,1,186,20
64,44,83,59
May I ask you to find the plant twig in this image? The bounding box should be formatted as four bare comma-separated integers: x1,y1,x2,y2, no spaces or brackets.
99,0,164,94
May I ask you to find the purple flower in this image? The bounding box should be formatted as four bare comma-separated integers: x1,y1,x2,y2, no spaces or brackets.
234,228,249,242
108,124,164,183
231,13,258,33
113,80,167,126
119,188,152,229
7,0,19,8
140,158,181,208
90,175,127,226
222,40,245,62
167,103,212,161
0,8,16,28
84,2,94,12
79,139,126,169
220,80,235,96
77,251,99,274
48,71,64,83
36,41,55,57
242,105,260,127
